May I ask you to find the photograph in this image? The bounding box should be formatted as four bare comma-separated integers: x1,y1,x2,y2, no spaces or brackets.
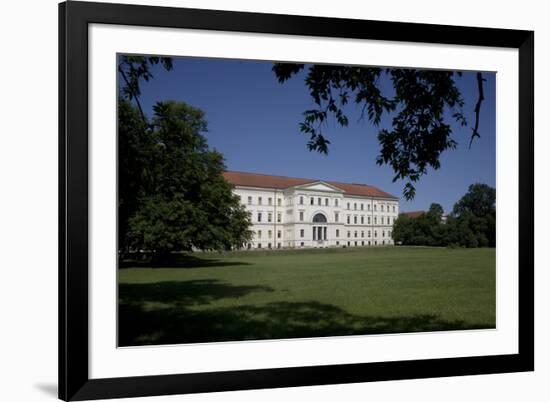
116,55,497,347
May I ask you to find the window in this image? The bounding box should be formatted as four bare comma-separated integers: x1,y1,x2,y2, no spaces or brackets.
361,203,364,210
368,241,371,246
347,231,351,238
300,242,305,247
278,198,282,206
257,230,262,238
318,197,321,206
300,229,304,237
325,198,329,206
277,213,282,223
361,231,364,238
310,197,314,205
277,243,281,248
362,241,364,246
247,196,252,205
335,199,339,207
374,230,378,238
268,197,272,206
299,211,304,221
347,215,350,224
354,216,357,224
335,212,339,222
368,204,371,211
258,196,262,205
312,213,327,222
347,241,350,246
374,204,377,211
387,217,390,225
336,229,340,237
393,205,396,212
257,212,262,222
354,231,357,238
361,216,364,224
347,202,350,210
268,243,272,249
336,241,340,246
368,230,371,238
268,230,272,238
354,203,357,210
354,241,358,246
382,231,385,238
258,243,262,249
382,240,385,245
300,196,304,205
374,217,377,224
268,213,272,222
277,230,281,239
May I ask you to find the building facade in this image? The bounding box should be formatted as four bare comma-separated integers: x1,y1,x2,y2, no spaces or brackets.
223,171,399,249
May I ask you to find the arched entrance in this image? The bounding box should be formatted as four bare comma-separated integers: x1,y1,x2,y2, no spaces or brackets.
312,213,328,246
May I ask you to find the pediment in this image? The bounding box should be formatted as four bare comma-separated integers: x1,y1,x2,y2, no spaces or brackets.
293,181,344,193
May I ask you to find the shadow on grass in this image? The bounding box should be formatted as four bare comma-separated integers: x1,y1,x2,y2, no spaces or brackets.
118,280,494,346
119,254,252,269
119,279,274,306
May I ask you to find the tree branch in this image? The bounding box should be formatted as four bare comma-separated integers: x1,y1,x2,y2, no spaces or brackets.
118,64,147,124
469,72,485,149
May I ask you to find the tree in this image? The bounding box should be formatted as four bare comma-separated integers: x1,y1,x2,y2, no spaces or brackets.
273,64,485,200
118,99,156,255
123,101,252,257
117,56,252,258
450,183,495,247
453,183,496,218
393,184,495,248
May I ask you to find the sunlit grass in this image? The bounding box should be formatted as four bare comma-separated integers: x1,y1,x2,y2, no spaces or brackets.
118,246,495,346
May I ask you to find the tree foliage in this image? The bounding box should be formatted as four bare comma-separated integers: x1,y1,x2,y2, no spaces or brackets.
392,184,495,248
273,64,484,200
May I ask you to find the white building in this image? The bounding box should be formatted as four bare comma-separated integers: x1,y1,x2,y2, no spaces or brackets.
223,171,399,249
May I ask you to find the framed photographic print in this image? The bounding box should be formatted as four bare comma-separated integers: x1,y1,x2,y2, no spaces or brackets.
59,1,534,400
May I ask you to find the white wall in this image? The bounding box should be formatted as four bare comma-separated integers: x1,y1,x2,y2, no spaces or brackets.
0,1,547,402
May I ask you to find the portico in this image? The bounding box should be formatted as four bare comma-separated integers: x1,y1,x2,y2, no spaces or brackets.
312,213,328,246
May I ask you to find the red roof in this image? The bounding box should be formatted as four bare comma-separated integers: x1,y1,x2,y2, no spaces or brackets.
223,171,398,199
401,211,425,218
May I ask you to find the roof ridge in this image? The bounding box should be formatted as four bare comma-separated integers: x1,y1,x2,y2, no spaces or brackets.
225,170,378,188
224,170,315,182
223,170,398,199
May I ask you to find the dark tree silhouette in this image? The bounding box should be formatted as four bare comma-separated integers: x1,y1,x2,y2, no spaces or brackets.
273,63,486,200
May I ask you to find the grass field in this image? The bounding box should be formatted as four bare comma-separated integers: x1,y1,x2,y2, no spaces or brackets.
118,247,495,346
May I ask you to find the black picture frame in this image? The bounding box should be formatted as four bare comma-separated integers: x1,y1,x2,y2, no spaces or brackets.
59,1,534,400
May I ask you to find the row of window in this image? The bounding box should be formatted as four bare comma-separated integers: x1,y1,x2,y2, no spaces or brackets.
346,215,394,225
300,196,336,207
256,212,283,223
296,196,396,213
246,195,397,213
256,229,393,239
292,211,394,225
254,230,283,239
247,196,282,206
247,240,390,249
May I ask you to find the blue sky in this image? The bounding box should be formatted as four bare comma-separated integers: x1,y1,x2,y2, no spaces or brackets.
128,56,496,214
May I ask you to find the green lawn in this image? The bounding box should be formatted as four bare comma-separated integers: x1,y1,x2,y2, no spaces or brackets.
118,247,495,346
